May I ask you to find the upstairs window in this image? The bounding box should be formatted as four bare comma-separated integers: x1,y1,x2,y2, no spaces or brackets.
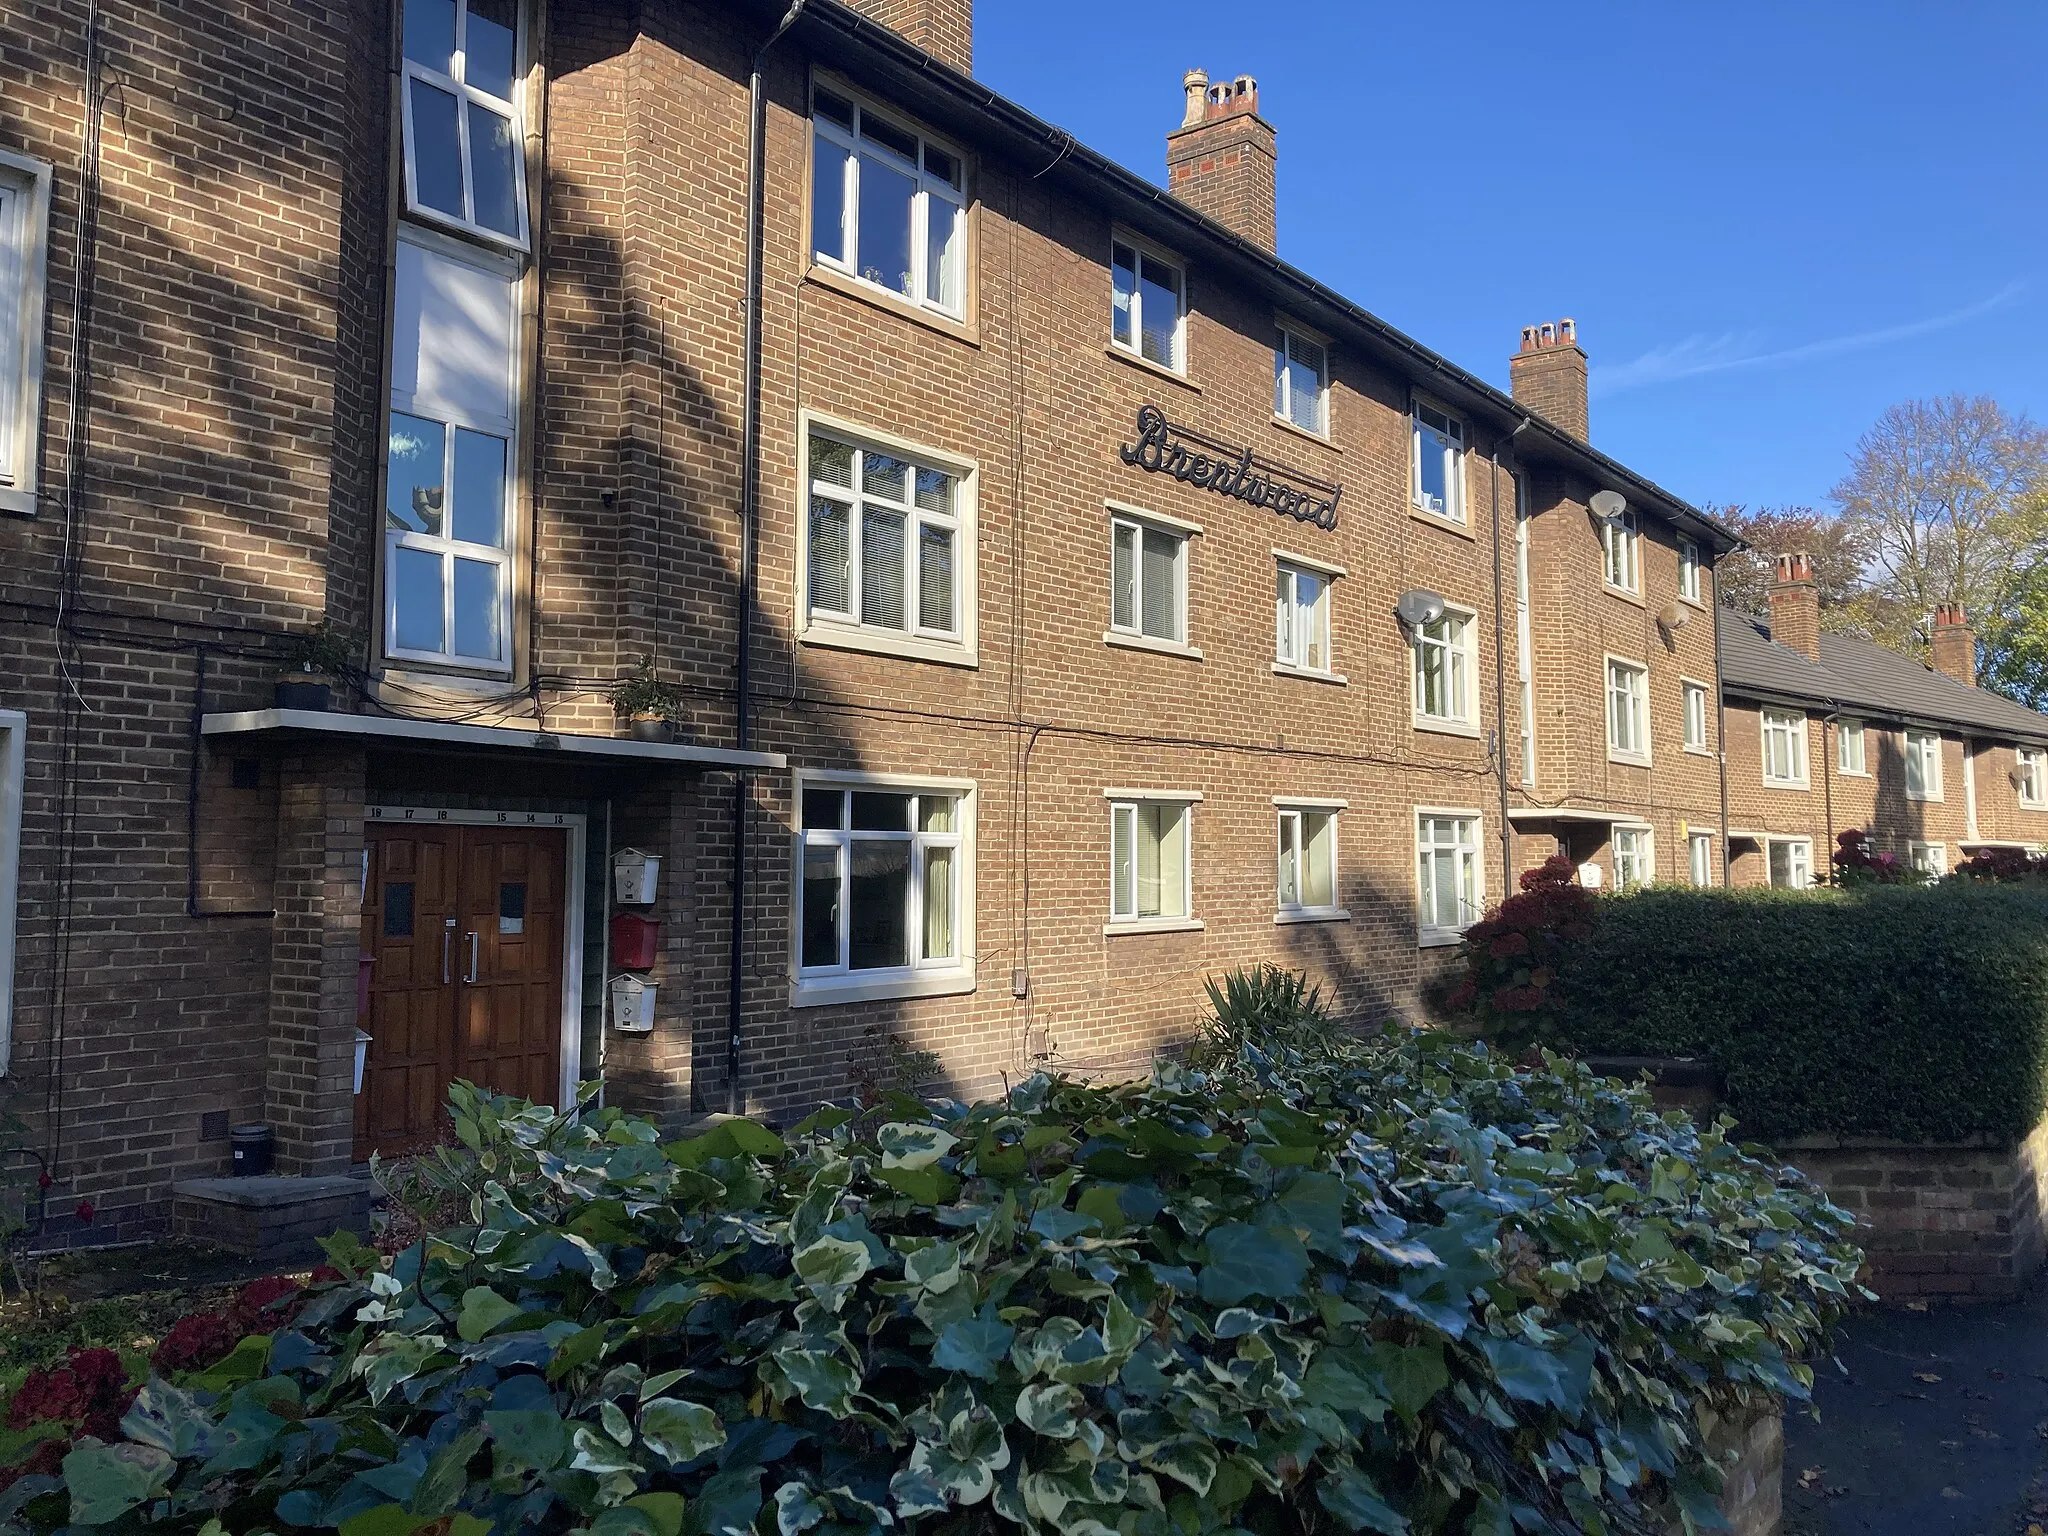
1276,805,1339,917
798,779,966,991
1411,401,1464,522
401,0,528,248
1905,729,1943,800
1111,239,1185,372
383,233,519,672
1109,513,1189,648
1602,509,1640,593
1274,325,1327,434
1677,535,1702,602
1109,796,1193,923
1274,559,1332,673
1762,708,1807,786
2019,747,2046,808
1838,718,1867,775
1682,680,1708,752
812,87,966,318
1606,658,1649,763
0,151,50,515
806,431,962,643
1414,610,1476,729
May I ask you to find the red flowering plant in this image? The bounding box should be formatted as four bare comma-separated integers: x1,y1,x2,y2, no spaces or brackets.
1953,845,2048,882
1442,854,1596,1047
1830,828,1912,886
0,1347,137,1491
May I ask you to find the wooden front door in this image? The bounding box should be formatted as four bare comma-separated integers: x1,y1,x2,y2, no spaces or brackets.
356,824,567,1160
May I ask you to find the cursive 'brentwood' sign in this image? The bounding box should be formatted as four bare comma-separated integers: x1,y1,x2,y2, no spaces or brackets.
1117,404,1342,531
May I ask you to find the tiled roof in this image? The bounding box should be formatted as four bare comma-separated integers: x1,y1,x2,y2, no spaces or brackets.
1717,609,2048,743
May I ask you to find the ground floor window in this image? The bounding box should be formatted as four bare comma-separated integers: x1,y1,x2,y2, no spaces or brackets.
1276,802,1341,917
1612,826,1652,889
1688,831,1713,887
796,775,971,1000
1109,795,1195,923
1909,841,1947,878
1416,810,1482,944
1766,837,1812,889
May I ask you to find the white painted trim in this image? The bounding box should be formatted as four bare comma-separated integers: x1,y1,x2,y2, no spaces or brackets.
1101,787,1203,802
1413,804,1486,948
0,711,23,1073
1679,675,1712,754
1271,546,1346,579
1274,908,1349,926
1104,499,1203,538
1103,631,1204,662
1272,795,1348,809
1412,603,1482,735
1963,738,1979,841
1603,652,1652,767
1103,917,1204,938
1271,662,1346,686
365,803,587,1102
203,708,785,770
0,149,52,513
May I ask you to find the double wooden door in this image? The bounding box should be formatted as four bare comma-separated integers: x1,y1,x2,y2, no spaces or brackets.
355,824,566,1160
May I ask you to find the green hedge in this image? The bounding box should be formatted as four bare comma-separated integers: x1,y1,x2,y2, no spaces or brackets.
1522,883,2048,1144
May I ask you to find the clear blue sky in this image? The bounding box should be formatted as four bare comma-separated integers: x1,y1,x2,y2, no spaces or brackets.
977,1,2048,513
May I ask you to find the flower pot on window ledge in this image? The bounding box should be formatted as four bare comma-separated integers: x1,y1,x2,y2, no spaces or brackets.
274,671,334,712
273,621,361,713
629,713,673,743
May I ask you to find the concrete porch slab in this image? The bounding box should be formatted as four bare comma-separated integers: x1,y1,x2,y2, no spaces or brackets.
172,1174,371,1264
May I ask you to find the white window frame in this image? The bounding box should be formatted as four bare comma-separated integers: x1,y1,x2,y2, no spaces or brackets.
1415,808,1485,947
1677,535,1702,604
1274,549,1343,680
1104,789,1202,934
809,79,969,321
1761,707,1808,788
1410,397,1466,524
1681,678,1710,754
1687,830,1714,888
1273,321,1329,436
1837,718,1867,777
1605,656,1651,765
1274,797,1347,923
795,412,978,668
382,226,521,676
0,710,21,1072
0,150,52,517
1109,230,1187,374
1104,502,1199,658
1612,825,1654,890
1908,841,1948,878
1413,606,1480,736
1602,509,1640,595
1766,836,1813,890
398,0,531,250
2018,747,2046,809
1905,729,1944,801
791,769,976,1007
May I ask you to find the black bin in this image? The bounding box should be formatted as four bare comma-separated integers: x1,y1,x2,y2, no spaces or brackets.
231,1122,275,1177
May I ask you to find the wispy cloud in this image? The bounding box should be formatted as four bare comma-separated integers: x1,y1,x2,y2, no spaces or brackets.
1590,282,2028,397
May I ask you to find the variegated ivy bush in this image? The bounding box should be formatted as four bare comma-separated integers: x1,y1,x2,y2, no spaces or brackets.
8,1021,1863,1536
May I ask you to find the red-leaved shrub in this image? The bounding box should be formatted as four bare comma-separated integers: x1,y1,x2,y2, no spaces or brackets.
233,1274,305,1334
4,1347,135,1441
1832,828,1908,885
1443,855,1595,1041
150,1311,243,1375
1953,845,2048,882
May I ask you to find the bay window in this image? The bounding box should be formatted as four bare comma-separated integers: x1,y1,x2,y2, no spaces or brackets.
1108,795,1195,926
796,776,972,1003
811,86,967,318
400,0,528,248
383,232,519,672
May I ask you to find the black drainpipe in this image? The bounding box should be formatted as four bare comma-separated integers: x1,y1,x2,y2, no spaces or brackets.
729,0,807,1117
1711,580,1732,883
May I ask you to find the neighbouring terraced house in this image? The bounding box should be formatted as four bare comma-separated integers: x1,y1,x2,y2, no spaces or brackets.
0,0,2043,1251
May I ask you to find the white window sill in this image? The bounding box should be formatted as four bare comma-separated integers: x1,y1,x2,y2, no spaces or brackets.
1275,907,1350,926
1105,344,1198,392
1603,584,1645,606
1608,751,1652,768
1683,744,1714,757
802,619,978,669
790,968,976,1009
1409,505,1473,539
1270,415,1337,451
0,486,37,518
1837,768,1869,779
1103,917,1204,937
1274,662,1346,686
1104,630,1203,662
1417,926,1470,950
1906,792,1944,803
1762,777,1810,792
1415,716,1482,740
2021,802,2047,813
1679,593,1707,610
804,263,979,346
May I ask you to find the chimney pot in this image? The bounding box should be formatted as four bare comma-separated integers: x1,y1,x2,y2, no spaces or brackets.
1767,549,1821,660
1509,316,1590,440
1931,602,1977,686
1181,68,1209,128
1165,66,1277,249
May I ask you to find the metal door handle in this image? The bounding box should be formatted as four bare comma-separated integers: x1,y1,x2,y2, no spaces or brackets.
465,931,479,984
441,929,452,985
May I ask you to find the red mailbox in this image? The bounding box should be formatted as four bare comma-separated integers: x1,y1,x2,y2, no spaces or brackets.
610,912,660,971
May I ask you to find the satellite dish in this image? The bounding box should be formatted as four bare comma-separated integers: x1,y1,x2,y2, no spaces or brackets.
1395,588,1446,628
1589,489,1627,521
1659,601,1688,630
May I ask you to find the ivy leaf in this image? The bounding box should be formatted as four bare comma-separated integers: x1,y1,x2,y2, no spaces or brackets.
409,1427,486,1518
874,1165,962,1204
684,1466,765,1536
336,1506,424,1536
120,1380,221,1459
63,1442,174,1526
1198,1222,1310,1304
775,1346,861,1415
457,1285,524,1343
1317,1465,1409,1534
1140,1436,1218,1496
1016,1382,1087,1438
1475,1331,1596,1414
628,1493,686,1536
639,1396,728,1467
485,1408,569,1474
1368,1341,1449,1421
878,1123,960,1171
793,1235,871,1312
934,1305,1016,1380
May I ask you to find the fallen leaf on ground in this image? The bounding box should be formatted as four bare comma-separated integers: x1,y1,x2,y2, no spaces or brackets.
1914,1371,1943,1383
1798,1468,1824,1488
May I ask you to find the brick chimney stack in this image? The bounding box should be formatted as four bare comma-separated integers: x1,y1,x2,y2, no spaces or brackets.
1931,602,1977,687
846,0,973,73
1166,69,1277,250
1509,319,1589,440
1768,552,1821,661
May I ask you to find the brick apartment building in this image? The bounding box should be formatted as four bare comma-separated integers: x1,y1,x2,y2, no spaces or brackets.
1718,556,2048,886
0,0,2017,1246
